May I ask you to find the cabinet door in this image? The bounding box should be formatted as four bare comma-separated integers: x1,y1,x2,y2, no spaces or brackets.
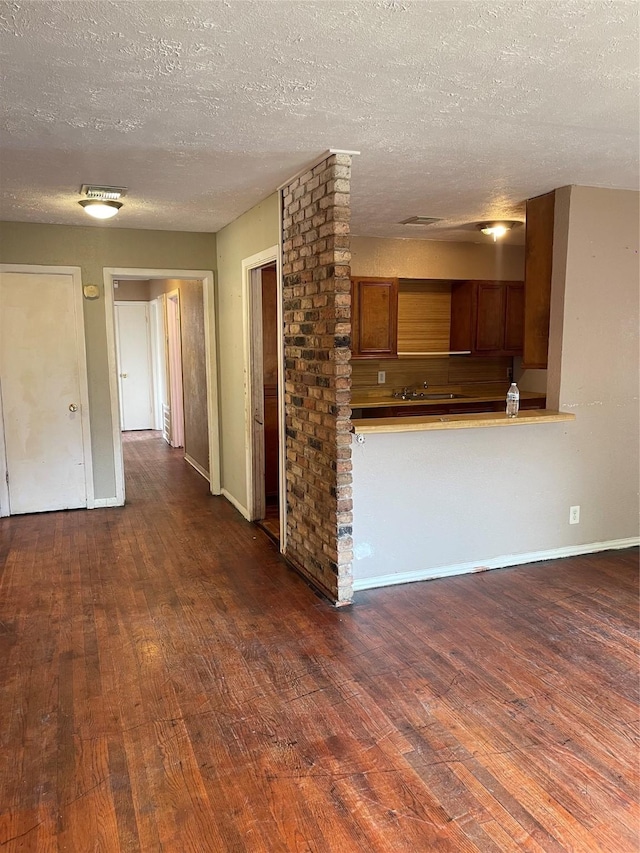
450,281,474,352
475,282,506,353
523,191,555,368
351,278,398,358
504,283,525,353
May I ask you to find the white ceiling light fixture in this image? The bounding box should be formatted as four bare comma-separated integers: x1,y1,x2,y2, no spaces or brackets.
476,221,521,242
79,185,126,219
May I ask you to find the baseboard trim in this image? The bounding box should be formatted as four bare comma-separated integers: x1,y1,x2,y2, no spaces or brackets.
184,454,210,482
352,537,640,592
221,489,251,521
92,497,123,508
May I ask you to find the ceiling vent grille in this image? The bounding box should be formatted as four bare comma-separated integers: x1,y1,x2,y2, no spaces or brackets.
80,184,127,200
399,216,442,226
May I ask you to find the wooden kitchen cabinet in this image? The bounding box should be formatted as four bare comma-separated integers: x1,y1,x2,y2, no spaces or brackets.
450,280,524,356
523,190,555,368
351,277,398,359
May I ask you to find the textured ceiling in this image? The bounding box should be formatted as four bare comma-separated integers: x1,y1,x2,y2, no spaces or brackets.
0,0,638,243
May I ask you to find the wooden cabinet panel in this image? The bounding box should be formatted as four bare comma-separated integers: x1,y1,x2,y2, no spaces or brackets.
451,280,524,356
449,280,473,352
351,277,398,359
523,190,555,368
504,283,525,353
475,283,506,352
397,283,451,354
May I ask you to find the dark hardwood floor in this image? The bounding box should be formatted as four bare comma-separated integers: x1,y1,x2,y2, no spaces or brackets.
0,431,638,852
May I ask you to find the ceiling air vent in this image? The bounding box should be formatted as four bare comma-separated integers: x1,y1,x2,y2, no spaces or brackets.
80,184,127,200
399,216,442,226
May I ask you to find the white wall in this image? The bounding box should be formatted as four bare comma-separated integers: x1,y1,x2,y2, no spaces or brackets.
352,186,639,587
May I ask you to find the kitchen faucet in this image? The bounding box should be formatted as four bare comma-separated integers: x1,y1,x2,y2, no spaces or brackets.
392,381,429,400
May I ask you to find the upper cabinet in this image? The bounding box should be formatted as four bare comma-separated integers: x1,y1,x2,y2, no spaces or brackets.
351,275,525,360
523,190,555,369
397,281,452,355
351,277,398,359
450,280,524,356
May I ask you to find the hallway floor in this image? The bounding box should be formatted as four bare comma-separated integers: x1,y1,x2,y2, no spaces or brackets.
0,432,638,851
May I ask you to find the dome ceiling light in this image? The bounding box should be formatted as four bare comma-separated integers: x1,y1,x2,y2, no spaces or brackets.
79,184,127,219
476,221,521,242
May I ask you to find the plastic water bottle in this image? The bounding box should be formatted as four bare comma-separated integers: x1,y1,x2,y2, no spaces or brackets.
506,382,520,418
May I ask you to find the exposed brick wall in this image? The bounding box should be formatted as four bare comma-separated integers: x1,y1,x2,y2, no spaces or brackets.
281,153,353,605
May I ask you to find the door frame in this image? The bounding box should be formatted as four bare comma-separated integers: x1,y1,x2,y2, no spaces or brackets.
0,263,94,517
104,267,220,505
165,289,184,449
241,246,286,551
149,295,167,431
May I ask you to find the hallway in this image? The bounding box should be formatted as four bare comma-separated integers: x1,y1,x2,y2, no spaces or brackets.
0,432,638,852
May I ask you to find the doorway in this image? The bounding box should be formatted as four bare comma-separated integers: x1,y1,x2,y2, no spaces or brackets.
242,249,284,547
257,263,280,541
104,267,220,505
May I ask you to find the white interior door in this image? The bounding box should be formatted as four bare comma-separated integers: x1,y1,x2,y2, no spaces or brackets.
0,270,92,514
115,302,154,431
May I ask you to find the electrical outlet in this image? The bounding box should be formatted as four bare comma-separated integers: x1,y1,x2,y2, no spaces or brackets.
377,371,385,384
569,505,580,525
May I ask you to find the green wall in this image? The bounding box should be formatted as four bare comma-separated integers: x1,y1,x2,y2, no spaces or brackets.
0,222,216,498
215,193,279,510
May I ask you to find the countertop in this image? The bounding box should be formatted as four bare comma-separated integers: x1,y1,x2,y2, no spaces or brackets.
351,383,545,409
352,410,575,434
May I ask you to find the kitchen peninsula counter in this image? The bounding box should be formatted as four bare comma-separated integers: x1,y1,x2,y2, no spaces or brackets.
351,384,545,410
352,409,575,434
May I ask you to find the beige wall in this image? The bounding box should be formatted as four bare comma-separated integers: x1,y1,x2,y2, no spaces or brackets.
352,186,639,584
113,279,151,301
0,222,216,498
215,193,279,509
351,236,525,280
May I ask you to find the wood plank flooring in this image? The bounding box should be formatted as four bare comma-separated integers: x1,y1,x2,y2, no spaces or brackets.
0,430,638,852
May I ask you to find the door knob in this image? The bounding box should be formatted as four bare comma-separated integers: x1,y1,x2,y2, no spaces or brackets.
69,403,78,412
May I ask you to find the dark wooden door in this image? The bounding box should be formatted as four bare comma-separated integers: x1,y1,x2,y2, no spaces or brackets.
261,265,279,503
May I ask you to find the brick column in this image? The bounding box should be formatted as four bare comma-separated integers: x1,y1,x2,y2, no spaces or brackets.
281,153,353,605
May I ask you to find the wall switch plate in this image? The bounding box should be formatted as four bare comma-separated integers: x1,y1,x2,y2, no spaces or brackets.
569,505,580,524
377,371,385,384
